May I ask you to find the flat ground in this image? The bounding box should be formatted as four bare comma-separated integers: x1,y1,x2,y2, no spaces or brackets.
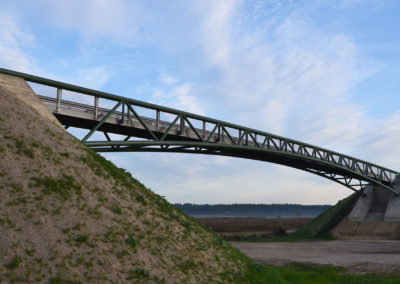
231,240,400,274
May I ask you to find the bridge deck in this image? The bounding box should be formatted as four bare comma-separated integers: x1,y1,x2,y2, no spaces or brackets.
38,95,398,195
0,67,398,195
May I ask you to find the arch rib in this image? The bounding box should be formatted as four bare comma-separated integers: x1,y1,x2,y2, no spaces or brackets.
85,140,399,196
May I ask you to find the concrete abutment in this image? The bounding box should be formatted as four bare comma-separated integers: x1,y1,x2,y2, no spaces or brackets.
332,178,400,239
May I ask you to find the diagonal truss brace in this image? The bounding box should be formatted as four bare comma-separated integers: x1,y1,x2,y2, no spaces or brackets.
125,102,159,141
82,101,122,142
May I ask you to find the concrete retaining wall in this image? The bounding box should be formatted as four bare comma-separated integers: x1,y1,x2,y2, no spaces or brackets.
0,73,64,129
333,181,400,239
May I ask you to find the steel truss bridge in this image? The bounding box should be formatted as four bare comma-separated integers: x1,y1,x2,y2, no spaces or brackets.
1,68,399,195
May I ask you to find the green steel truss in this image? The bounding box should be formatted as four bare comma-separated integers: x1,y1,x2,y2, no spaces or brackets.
1,67,399,195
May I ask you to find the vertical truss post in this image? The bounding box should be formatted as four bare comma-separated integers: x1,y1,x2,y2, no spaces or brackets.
94,96,99,119
122,102,125,123
156,110,160,130
246,132,248,146
218,125,221,142
202,121,206,139
180,115,185,134
56,88,62,112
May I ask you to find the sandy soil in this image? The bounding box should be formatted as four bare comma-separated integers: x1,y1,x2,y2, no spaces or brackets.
231,240,400,274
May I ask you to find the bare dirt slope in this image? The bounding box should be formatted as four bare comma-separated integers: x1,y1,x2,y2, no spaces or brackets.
231,240,400,274
0,80,246,283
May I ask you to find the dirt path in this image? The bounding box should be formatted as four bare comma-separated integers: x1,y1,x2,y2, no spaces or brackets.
231,240,400,274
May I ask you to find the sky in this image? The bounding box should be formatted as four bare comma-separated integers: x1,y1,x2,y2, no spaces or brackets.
1,0,400,205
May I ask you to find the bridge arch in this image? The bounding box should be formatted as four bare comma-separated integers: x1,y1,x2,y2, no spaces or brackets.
86,140,397,194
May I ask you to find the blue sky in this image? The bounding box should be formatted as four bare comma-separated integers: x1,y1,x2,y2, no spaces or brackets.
2,0,400,204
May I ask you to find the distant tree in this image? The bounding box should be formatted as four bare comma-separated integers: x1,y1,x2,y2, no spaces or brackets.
174,203,331,217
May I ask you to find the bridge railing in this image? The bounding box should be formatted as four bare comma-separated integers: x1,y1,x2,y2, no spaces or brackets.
1,67,399,187
40,87,398,186
40,93,398,187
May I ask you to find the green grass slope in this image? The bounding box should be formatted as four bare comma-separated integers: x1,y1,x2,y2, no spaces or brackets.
290,193,359,239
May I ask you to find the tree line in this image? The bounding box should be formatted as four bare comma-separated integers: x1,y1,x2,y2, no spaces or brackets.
174,203,331,217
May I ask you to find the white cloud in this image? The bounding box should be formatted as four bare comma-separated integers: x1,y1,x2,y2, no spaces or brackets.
75,67,112,89
34,0,142,41
357,112,400,169
159,73,179,85
109,151,350,205
0,13,35,72
196,0,244,68
151,81,205,115
195,2,380,151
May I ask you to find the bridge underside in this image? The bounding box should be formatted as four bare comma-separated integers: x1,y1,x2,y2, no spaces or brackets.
55,112,396,195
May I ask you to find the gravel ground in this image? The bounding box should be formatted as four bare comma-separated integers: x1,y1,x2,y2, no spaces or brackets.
231,240,400,274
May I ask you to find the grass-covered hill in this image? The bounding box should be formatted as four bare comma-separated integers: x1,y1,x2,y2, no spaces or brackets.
0,79,251,283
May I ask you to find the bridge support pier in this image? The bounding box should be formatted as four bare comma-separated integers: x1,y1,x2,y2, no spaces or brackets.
349,185,374,221
383,176,400,222
349,176,400,222
332,177,400,239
